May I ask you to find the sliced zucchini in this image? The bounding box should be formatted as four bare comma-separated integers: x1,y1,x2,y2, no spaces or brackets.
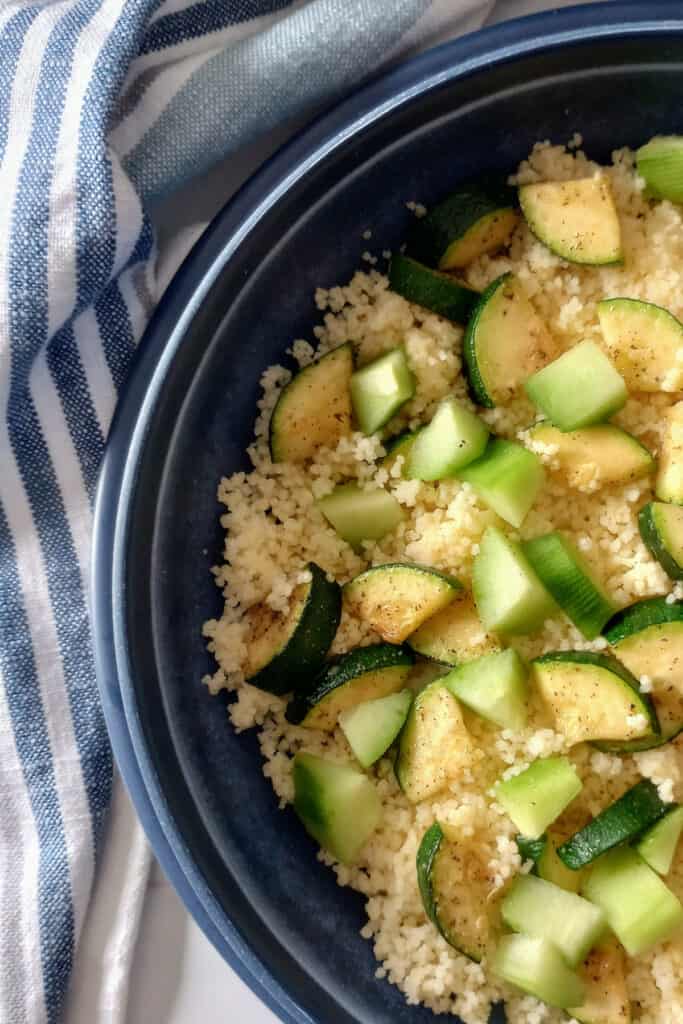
458,440,544,528
569,942,631,1024
637,805,683,876
405,398,489,480
285,643,414,730
350,348,415,435
583,847,683,956
523,531,616,639
529,422,654,491
416,821,493,962
463,273,557,407
292,753,381,865
532,651,658,747
597,298,683,393
492,934,584,1010
639,502,683,580
636,135,683,203
495,756,582,839
406,591,500,665
388,253,479,323
518,176,622,265
408,179,519,270
244,562,341,695
557,780,671,870
473,526,556,636
344,563,461,644
517,831,585,893
269,344,353,463
656,400,683,503
396,681,478,803
339,689,412,768
525,340,627,432
317,483,403,550
444,648,528,731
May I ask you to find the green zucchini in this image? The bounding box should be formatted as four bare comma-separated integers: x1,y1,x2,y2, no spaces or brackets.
518,176,623,265
473,526,556,635
388,253,479,323
492,935,584,1010
406,592,499,665
517,831,585,893
444,648,528,730
344,563,461,644
463,273,557,407
637,805,683,875
244,562,341,695
639,502,683,580
494,756,582,839
529,422,654,491
458,439,544,529
636,135,683,203
270,343,353,463
285,643,414,730
317,483,404,550
597,297,683,393
350,348,415,435
569,943,631,1024
656,400,683,503
339,689,412,768
405,398,489,480
525,340,627,432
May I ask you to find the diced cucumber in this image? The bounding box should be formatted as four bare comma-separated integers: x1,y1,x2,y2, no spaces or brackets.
406,592,500,665
285,644,414,730
639,502,683,581
339,689,413,768
388,253,479,323
317,483,403,550
344,563,461,644
583,847,683,956
492,934,585,1009
501,874,605,967
532,651,658,747
405,398,489,480
458,440,544,528
269,343,353,463
529,422,654,491
473,526,555,635
557,780,671,870
292,753,381,864
637,805,683,875
396,682,478,803
444,648,528,730
523,531,616,639
518,176,622,265
636,135,683,203
409,179,519,270
380,430,417,476
350,348,415,435
416,821,492,962
517,831,585,893
569,942,630,1024
656,400,683,503
495,756,582,839
244,562,341,695
525,341,627,431
598,297,683,393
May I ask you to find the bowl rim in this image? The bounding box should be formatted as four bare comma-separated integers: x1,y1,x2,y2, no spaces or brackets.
92,3,683,1021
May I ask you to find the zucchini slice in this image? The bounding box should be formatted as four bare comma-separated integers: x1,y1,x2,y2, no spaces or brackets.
636,135,683,203
532,651,658,747
518,176,622,265
444,648,528,731
656,400,683,503
406,591,499,665
525,340,627,432
463,273,557,407
405,398,489,480
473,526,556,636
637,805,683,876
529,422,654,491
292,753,381,864
639,502,683,580
350,348,415,435
557,779,671,870
339,689,412,768
396,682,478,803
409,179,519,270
344,563,461,644
317,482,403,550
495,756,582,839
598,298,683,393
388,253,479,323
285,643,414,730
458,439,544,529
416,821,494,962
270,344,353,463
492,934,584,1010
517,830,585,893
569,943,631,1024
583,847,683,956
244,563,341,695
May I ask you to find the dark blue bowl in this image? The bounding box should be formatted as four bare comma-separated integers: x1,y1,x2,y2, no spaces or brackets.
92,5,683,1022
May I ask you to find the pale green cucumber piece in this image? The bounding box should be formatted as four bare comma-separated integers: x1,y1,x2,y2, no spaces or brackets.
388,253,479,322
458,439,544,528
317,483,403,549
350,348,415,434
569,943,631,1024
598,297,683,393
529,422,654,491
344,563,461,644
656,401,683,503
583,847,683,956
519,176,622,265
492,934,584,1009
405,398,489,480
292,753,381,864
525,340,627,431
637,806,683,875
406,592,500,665
495,756,582,839
473,526,556,635
639,502,683,581
380,430,417,476
444,648,528,730
339,689,412,768
636,135,683,202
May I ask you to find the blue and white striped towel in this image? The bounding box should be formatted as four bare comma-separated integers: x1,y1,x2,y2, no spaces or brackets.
0,1,596,1022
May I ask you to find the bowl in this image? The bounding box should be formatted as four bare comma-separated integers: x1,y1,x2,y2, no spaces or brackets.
92,5,683,1022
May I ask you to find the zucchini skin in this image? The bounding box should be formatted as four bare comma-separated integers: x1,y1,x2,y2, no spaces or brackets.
462,274,506,408
604,596,683,646
388,253,479,323
516,835,548,864
639,504,683,581
416,822,444,932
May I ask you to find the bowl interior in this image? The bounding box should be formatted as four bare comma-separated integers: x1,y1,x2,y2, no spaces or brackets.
110,20,683,1024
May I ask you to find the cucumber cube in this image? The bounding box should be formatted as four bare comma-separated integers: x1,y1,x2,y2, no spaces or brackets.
473,526,556,635
339,689,413,769
637,806,683,876
405,398,489,480
350,348,415,434
317,483,403,549
495,756,582,838
492,934,584,1009
525,340,627,431
458,439,544,528
444,648,528,730
637,135,683,203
